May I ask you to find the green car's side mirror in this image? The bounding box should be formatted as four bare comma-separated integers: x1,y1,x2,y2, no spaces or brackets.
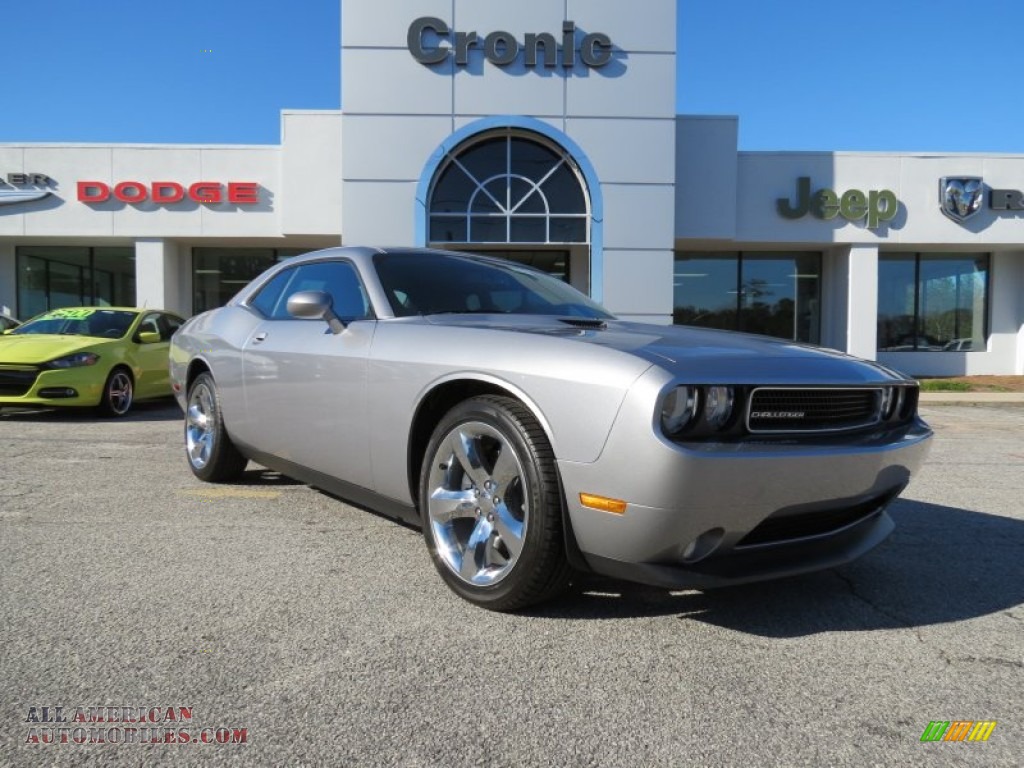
137,331,162,344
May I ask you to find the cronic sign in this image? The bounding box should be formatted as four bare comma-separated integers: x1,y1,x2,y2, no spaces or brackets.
407,17,613,69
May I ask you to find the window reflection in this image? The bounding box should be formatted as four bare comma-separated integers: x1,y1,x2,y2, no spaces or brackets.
673,252,821,343
16,246,135,318
877,253,988,351
193,248,304,314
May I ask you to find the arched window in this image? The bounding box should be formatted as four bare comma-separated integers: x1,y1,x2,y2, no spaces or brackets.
428,131,590,245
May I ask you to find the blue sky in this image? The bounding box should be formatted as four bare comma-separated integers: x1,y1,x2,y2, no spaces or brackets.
3,1,1021,152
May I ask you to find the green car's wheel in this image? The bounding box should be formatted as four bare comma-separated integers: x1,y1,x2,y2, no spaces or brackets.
96,367,134,417
185,372,248,482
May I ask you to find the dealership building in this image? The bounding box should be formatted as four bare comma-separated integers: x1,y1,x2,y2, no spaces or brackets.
1,0,1022,376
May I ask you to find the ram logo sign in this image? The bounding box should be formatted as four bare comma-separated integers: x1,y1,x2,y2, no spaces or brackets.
939,177,985,223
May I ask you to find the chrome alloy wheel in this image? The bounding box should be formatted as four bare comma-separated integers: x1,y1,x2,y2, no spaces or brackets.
106,371,133,415
186,380,215,470
426,421,529,587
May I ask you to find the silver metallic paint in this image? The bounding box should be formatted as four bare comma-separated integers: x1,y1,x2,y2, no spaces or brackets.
171,246,932,589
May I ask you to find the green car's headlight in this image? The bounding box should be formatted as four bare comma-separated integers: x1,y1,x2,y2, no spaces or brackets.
45,352,100,369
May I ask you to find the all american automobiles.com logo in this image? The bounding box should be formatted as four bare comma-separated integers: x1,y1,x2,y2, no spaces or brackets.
23,705,248,746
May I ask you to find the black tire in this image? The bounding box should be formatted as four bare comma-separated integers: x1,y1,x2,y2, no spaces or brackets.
420,395,571,611
96,367,134,417
184,371,248,482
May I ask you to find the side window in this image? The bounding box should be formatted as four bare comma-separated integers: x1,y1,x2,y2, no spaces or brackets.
158,314,184,341
248,268,297,319
281,261,372,321
138,312,162,339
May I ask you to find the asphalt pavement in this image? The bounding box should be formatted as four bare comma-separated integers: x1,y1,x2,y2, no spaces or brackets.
1,401,1021,767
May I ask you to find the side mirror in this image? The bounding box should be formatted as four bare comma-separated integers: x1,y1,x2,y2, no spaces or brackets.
138,331,162,344
286,290,345,335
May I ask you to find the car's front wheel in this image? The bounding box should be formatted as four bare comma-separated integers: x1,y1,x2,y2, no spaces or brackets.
185,371,248,482
97,367,133,417
420,395,571,611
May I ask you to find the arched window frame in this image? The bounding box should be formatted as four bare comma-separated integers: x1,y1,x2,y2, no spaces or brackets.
427,129,591,245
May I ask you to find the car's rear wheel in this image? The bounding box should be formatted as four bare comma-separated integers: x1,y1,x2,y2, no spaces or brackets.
185,371,248,482
420,395,571,611
97,367,133,417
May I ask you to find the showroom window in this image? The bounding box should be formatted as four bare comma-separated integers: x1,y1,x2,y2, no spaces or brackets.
16,246,136,319
673,252,822,343
193,248,305,314
428,131,590,246
877,253,989,351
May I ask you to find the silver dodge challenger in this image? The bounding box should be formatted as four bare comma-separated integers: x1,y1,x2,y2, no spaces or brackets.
170,247,932,610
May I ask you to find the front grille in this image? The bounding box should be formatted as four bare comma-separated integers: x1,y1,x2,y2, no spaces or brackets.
0,366,40,397
747,387,880,434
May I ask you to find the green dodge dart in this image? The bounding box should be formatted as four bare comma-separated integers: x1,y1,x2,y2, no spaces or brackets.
0,307,184,416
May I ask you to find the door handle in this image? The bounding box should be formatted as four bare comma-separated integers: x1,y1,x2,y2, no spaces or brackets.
252,332,268,344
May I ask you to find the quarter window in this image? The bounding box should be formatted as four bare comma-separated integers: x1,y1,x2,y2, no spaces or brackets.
248,268,296,319
251,262,371,322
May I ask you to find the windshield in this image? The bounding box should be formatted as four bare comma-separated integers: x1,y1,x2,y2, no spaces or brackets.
374,251,614,319
11,308,138,339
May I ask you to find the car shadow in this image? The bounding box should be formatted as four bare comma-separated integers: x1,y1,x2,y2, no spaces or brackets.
233,467,304,487
0,398,181,423
531,499,1024,635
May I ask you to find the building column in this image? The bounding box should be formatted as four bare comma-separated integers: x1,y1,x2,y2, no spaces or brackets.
824,244,879,359
845,245,879,360
0,242,15,317
135,239,189,316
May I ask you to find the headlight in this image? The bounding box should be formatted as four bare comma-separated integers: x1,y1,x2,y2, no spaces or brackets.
704,386,735,429
661,386,697,435
45,352,100,369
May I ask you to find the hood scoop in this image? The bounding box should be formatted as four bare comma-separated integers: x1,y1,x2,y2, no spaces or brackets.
557,317,607,330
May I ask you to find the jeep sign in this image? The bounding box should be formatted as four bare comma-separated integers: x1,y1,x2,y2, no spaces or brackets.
777,177,898,229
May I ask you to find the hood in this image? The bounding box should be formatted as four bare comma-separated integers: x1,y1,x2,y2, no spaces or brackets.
0,334,108,364
421,314,908,385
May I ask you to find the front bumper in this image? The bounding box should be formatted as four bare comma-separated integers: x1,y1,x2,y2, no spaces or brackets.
584,509,896,589
557,372,933,588
0,366,104,407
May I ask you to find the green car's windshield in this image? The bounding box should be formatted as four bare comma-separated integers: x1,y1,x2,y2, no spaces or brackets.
12,309,138,339
374,251,614,319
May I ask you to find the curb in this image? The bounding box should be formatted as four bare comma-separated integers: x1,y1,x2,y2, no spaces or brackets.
919,392,1024,404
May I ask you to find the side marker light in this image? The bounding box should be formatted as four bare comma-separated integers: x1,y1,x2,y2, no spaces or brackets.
579,493,628,515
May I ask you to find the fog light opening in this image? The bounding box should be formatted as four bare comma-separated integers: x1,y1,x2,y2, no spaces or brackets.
680,527,725,563
38,387,78,399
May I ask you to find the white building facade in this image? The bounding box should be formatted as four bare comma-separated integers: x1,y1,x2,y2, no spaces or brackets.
1,0,1021,376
